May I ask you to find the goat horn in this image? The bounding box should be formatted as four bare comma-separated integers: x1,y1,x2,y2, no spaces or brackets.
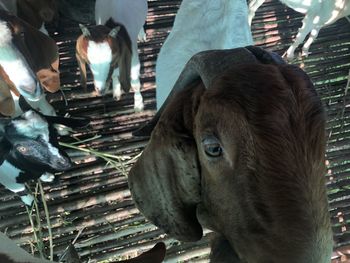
134,47,285,136
245,46,286,65
109,26,120,38
79,24,90,37
133,47,259,136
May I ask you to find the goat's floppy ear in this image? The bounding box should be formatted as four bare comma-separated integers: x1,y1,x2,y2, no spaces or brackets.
129,80,205,242
119,242,166,263
118,42,132,93
75,37,87,91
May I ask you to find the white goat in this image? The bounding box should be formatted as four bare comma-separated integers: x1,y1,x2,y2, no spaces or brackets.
248,0,350,59
94,0,148,112
155,0,254,109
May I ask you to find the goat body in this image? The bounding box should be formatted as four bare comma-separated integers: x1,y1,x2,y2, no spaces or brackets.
0,10,60,117
129,47,333,262
248,0,350,59
76,21,133,103
85,0,148,112
155,0,253,109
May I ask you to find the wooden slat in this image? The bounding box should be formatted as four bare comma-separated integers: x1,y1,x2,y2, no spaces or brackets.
0,0,349,262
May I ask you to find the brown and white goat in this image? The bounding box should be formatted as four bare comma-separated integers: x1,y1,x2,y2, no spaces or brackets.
0,232,166,263
76,22,132,103
94,0,147,112
0,0,58,34
0,10,60,117
248,0,350,60
129,47,333,262
76,0,147,112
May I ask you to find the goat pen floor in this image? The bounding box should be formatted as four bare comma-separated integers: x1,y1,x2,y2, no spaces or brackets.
0,0,350,262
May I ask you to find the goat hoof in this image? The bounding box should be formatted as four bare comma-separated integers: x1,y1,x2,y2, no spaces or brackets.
134,94,144,112
113,89,124,101
21,194,34,206
40,173,55,182
55,124,72,136
301,50,310,57
134,103,144,113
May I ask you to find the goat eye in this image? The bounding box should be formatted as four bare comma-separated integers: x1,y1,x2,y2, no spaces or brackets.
17,146,27,154
202,137,222,157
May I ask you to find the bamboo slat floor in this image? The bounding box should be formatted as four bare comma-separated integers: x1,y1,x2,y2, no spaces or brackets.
0,0,349,262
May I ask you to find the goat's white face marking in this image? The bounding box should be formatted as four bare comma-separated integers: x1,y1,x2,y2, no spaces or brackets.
0,23,37,98
87,40,113,92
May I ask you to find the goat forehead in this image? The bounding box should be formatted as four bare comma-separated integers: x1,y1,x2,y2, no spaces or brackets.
87,40,113,64
0,21,12,46
11,111,49,140
196,102,246,150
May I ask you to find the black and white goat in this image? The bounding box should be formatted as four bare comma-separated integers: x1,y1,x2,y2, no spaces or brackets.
0,109,89,205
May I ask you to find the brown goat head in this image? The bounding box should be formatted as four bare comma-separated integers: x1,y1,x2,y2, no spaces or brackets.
76,22,132,95
129,47,333,262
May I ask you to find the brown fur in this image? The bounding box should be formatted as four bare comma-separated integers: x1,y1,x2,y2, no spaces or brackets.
129,64,333,262
0,79,15,116
16,0,58,29
0,10,60,93
0,65,19,96
75,21,132,93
